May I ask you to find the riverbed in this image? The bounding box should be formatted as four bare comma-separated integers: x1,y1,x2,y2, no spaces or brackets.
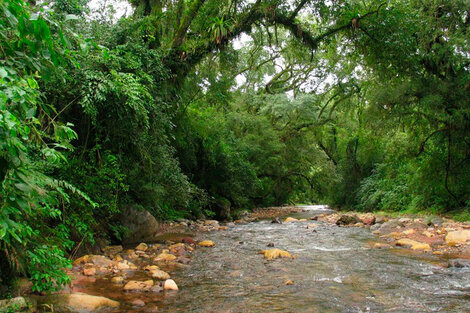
76,206,470,312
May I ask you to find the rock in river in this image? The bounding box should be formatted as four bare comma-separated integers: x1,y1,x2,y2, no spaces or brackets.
284,217,299,223
135,242,149,252
73,255,114,267
336,215,360,226
182,237,196,245
36,293,119,313
445,230,470,245
111,276,124,284
259,248,292,260
163,279,179,291
198,240,215,247
154,252,177,262
151,269,171,280
396,238,431,251
204,220,219,226
360,216,376,226
123,280,154,292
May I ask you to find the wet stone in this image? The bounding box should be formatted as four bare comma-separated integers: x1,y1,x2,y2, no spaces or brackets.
163,279,178,291
135,243,149,252
123,280,154,292
110,276,124,284
198,240,215,247
130,299,145,307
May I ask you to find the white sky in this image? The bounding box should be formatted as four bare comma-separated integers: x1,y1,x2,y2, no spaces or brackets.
87,0,132,20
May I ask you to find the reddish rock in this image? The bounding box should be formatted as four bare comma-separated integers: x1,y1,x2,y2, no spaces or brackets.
83,267,96,276
361,216,376,226
182,237,195,245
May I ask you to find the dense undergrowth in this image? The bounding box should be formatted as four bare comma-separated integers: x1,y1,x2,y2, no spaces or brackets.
0,0,469,293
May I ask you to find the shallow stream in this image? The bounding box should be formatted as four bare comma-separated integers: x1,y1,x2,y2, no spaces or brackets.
82,206,470,312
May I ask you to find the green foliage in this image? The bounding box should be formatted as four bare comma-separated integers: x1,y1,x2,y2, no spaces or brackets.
0,0,93,292
2,0,470,296
27,245,72,292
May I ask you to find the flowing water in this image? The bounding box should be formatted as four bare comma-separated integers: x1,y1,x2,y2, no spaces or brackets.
81,206,470,312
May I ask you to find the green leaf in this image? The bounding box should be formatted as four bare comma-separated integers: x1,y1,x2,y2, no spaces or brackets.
0,67,7,78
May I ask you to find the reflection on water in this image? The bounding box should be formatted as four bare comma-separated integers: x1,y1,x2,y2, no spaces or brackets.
81,207,470,312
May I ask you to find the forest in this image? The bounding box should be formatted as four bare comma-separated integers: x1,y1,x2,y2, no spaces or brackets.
0,0,469,294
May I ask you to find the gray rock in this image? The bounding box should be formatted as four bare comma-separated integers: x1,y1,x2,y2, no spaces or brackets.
379,220,404,232
121,208,160,244
336,214,360,226
370,223,381,232
408,221,428,230
375,216,386,224
431,217,444,226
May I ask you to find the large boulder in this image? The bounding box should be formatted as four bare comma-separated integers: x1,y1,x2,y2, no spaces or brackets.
430,217,444,227
445,230,470,245
377,220,404,233
375,216,387,224
212,197,232,221
336,214,360,226
35,293,119,313
121,208,160,244
360,215,376,226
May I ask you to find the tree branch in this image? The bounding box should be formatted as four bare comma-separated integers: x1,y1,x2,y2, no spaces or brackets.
172,0,207,49
289,0,310,21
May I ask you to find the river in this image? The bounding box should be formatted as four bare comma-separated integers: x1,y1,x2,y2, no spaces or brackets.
81,206,470,312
